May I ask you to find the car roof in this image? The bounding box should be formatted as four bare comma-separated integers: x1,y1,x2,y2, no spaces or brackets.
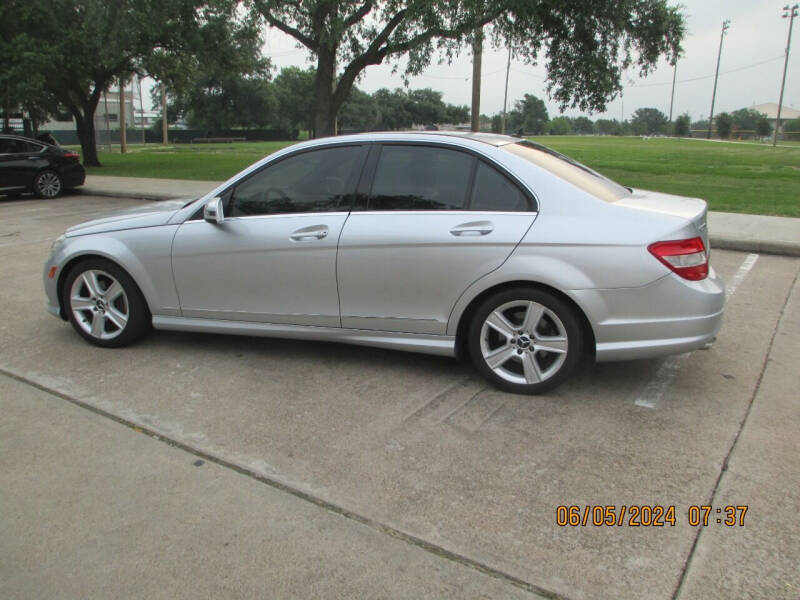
302,130,522,149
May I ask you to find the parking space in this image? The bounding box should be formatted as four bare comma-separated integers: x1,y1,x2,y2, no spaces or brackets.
2,195,799,599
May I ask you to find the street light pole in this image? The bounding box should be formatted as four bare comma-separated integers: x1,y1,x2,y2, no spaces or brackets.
773,4,798,146
471,26,483,133
501,45,511,134
668,60,678,122
707,19,730,139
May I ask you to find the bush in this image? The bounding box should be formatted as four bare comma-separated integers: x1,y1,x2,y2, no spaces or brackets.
674,114,691,137
715,113,732,139
755,118,772,137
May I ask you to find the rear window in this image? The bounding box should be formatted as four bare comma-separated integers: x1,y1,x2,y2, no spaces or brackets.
503,141,631,203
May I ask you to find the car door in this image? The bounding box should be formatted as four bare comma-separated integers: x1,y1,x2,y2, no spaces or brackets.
0,138,38,190
171,144,367,327
337,143,537,335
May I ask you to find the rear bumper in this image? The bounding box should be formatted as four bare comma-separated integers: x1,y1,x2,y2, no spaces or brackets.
570,267,726,362
61,163,86,188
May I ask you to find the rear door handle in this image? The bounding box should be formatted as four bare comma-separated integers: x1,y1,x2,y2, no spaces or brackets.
449,221,494,236
289,225,328,242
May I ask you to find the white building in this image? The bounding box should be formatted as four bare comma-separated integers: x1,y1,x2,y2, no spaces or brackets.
749,102,800,133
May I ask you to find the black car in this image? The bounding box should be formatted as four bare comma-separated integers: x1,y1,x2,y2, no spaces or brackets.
0,135,85,198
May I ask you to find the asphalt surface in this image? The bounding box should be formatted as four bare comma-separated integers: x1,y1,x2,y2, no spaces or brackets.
1,193,799,599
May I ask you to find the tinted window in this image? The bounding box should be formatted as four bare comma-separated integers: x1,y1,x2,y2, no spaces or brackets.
369,145,474,211
229,146,362,217
470,162,529,211
0,139,25,154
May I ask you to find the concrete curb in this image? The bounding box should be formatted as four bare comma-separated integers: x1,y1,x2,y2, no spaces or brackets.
709,237,800,257
79,188,197,202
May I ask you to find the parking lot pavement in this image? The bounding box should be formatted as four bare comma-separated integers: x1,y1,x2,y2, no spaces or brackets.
0,376,538,600
2,194,799,599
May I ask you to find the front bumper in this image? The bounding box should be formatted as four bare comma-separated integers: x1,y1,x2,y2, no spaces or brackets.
43,254,65,320
570,267,726,362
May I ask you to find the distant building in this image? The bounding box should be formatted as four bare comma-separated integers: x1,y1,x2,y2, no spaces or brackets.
749,102,800,133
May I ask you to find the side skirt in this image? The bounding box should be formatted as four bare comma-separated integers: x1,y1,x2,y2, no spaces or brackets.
152,316,456,357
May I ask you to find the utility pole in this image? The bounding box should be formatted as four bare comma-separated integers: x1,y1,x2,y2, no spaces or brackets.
707,19,731,139
668,60,678,122
119,78,127,154
161,84,168,145
471,26,483,132
774,4,798,146
501,45,512,134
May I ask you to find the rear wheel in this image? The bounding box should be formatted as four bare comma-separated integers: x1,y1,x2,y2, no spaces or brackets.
34,170,63,198
468,288,584,394
62,258,151,348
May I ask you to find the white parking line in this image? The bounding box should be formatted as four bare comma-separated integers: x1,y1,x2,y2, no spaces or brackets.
634,253,759,409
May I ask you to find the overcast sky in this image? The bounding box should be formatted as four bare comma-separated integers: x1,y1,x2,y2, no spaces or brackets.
143,1,797,121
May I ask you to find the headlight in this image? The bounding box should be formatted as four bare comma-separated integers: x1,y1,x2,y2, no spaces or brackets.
51,234,66,253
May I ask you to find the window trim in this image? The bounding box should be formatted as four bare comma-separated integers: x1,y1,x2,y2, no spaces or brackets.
355,141,537,213
211,142,370,220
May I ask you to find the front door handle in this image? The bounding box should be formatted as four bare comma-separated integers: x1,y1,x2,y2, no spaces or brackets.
289,225,328,242
449,221,494,237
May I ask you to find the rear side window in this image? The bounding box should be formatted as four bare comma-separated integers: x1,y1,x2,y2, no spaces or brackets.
369,145,474,211
470,162,529,211
229,145,362,216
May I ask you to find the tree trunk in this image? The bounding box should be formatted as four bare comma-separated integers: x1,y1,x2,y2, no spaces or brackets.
313,50,337,138
73,105,101,167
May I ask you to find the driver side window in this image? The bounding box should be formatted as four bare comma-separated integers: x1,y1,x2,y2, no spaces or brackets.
229,145,363,217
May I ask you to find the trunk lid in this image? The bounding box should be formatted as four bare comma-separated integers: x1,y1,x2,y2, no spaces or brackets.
617,188,709,250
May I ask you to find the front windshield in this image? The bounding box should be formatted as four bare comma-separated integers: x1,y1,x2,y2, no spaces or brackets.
503,141,631,203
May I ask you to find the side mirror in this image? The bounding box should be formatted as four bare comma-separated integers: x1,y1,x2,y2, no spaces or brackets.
204,197,224,224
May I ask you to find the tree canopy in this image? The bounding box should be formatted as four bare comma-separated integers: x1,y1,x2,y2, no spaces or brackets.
507,94,549,135
631,107,668,135
251,0,685,137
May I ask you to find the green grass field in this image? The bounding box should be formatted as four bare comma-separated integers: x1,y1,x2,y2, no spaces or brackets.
85,136,799,217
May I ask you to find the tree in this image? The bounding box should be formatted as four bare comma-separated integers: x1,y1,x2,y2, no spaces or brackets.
715,112,732,139
3,0,233,166
674,113,691,137
755,118,772,138
595,119,621,135
571,116,595,135
783,118,800,133
730,108,765,132
444,103,470,124
373,88,412,130
406,88,447,126
507,94,549,135
548,117,572,135
272,67,316,137
338,87,378,131
150,4,274,132
251,1,684,138
631,107,668,135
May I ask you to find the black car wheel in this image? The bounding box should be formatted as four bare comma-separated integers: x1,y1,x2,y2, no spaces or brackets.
34,170,63,198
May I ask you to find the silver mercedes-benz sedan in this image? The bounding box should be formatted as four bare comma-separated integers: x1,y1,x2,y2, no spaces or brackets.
43,132,725,394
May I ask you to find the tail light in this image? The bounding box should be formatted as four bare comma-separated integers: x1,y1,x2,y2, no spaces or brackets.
63,151,80,160
648,236,708,281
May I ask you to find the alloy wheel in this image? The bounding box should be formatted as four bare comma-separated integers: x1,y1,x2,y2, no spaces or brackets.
69,269,129,340
36,171,62,198
479,300,569,385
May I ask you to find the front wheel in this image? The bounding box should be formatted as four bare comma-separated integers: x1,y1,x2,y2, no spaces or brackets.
468,288,584,394
62,258,151,348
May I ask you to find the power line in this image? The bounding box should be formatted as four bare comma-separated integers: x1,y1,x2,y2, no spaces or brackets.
626,55,783,89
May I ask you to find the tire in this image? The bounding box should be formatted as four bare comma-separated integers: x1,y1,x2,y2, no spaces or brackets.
34,170,63,198
468,287,584,394
61,258,151,348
